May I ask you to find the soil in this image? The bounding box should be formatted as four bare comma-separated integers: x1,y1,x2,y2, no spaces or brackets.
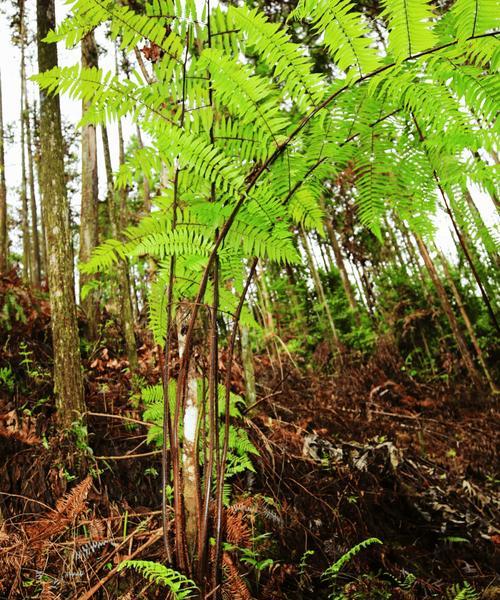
0,271,498,599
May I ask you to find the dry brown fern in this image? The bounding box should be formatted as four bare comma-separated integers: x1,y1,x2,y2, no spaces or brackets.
0,410,41,445
24,476,92,544
40,582,60,600
225,509,251,548
221,552,252,600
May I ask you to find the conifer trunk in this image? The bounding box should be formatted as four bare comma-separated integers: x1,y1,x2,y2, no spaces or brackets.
79,32,99,338
0,70,7,272
37,0,85,429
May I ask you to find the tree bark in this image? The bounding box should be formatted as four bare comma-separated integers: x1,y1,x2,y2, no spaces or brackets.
32,102,48,274
20,14,31,282
79,32,99,338
0,70,7,272
321,198,359,321
434,244,497,393
37,0,85,429
117,116,139,371
414,234,483,389
300,228,340,351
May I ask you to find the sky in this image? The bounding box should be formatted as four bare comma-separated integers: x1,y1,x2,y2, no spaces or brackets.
0,0,498,267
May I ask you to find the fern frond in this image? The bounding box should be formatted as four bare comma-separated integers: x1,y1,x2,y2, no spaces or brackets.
451,0,499,41
230,6,324,108
292,0,381,78
322,537,383,582
381,0,437,61
117,560,198,599
200,48,289,147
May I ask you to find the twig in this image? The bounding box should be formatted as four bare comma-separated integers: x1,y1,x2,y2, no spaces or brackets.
94,449,161,460
85,411,152,428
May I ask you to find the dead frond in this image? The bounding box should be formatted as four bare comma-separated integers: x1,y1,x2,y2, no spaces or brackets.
24,476,92,544
221,552,251,600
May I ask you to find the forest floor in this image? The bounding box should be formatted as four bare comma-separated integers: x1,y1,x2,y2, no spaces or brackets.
0,271,498,599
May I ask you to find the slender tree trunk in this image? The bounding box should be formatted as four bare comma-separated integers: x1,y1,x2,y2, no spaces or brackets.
434,244,497,393
20,18,31,282
176,305,200,557
136,125,151,213
37,0,85,429
19,2,42,286
0,70,8,272
300,228,340,351
117,117,139,371
100,122,138,370
240,325,256,408
79,32,99,338
32,102,48,274
321,199,359,320
26,102,42,287
101,125,115,235
464,189,499,268
414,234,483,389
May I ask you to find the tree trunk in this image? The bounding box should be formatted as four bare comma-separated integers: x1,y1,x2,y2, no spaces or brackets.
434,244,497,393
0,70,8,272
176,306,200,556
79,32,100,339
100,121,138,371
136,124,151,213
32,102,48,274
300,228,340,351
117,116,139,371
321,199,359,321
414,234,483,389
240,325,256,408
20,19,31,283
37,0,85,429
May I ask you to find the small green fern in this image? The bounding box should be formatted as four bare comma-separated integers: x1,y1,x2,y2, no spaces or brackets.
447,582,480,600
322,537,383,598
117,560,198,599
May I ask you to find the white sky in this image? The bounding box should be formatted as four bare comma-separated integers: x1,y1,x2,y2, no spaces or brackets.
0,0,497,264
